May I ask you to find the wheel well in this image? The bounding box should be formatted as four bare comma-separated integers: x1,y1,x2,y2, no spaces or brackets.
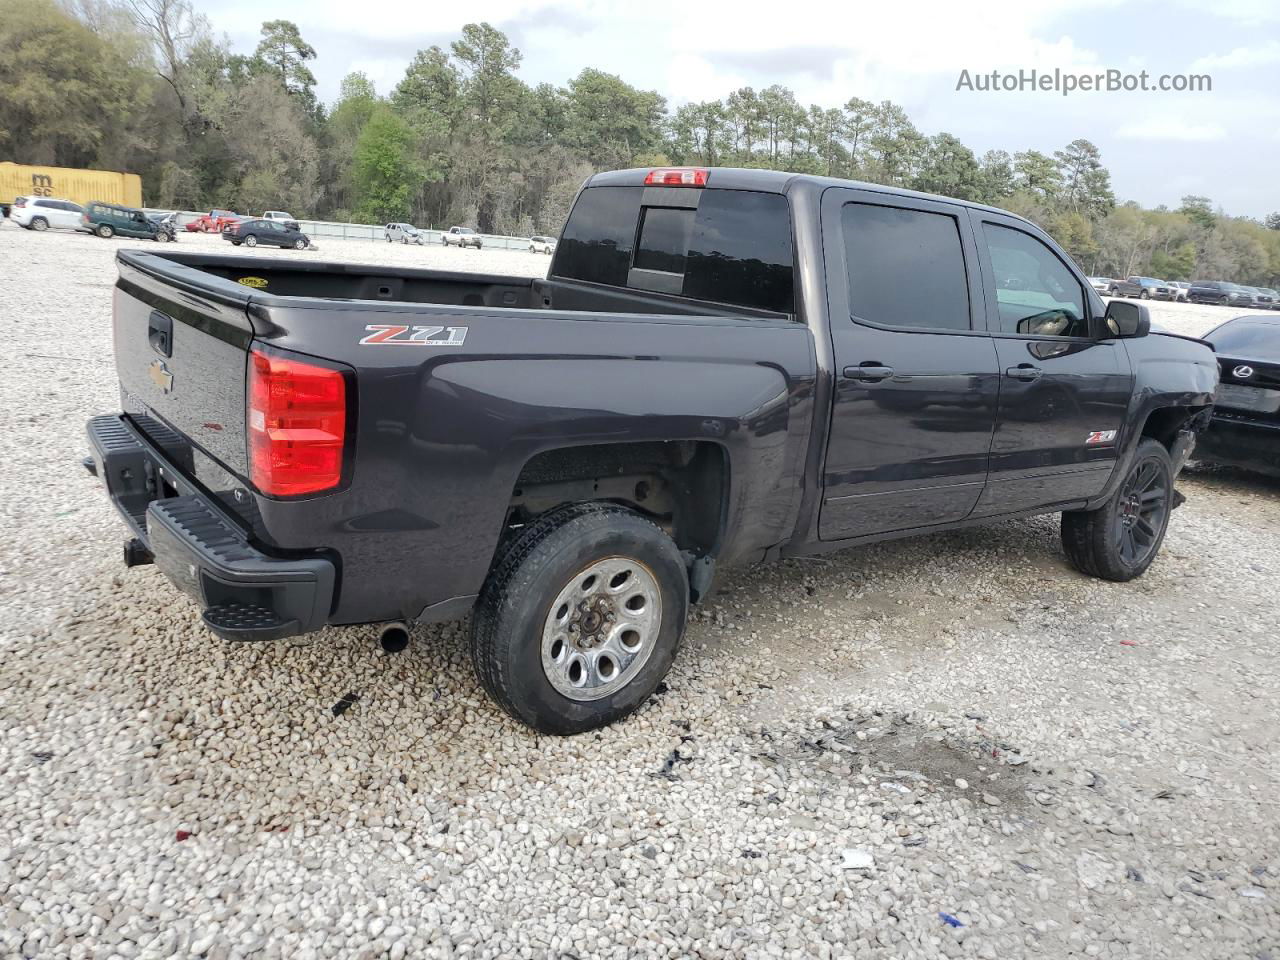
506,441,728,558
1140,405,1208,451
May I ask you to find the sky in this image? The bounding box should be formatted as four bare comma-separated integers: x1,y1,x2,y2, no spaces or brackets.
200,0,1280,218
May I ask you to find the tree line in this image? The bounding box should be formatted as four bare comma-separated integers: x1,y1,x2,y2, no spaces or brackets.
3,0,1279,284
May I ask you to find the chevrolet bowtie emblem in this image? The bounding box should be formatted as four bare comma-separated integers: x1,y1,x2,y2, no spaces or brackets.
149,358,174,393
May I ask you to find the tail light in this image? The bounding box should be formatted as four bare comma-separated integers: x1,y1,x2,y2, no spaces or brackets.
247,348,349,496
644,167,709,187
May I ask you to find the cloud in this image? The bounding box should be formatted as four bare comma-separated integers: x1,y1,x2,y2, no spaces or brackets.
1115,118,1227,141
1191,40,1280,70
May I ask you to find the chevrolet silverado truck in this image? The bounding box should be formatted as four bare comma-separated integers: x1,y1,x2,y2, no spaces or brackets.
85,166,1217,734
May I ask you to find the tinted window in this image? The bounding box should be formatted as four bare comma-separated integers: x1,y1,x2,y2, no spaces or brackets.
634,207,693,274
841,203,970,331
981,223,1088,337
682,190,793,313
555,187,642,287
556,187,793,312
1210,321,1280,361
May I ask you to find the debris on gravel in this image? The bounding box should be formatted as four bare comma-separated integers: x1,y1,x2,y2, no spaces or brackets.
1,227,1278,958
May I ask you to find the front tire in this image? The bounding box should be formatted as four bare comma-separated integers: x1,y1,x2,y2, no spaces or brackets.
1061,438,1173,582
294,238,307,250
96,224,114,238
471,503,689,735
1139,290,1151,300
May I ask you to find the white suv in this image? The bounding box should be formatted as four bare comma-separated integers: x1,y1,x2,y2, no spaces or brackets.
10,196,84,232
529,235,556,255
385,222,424,244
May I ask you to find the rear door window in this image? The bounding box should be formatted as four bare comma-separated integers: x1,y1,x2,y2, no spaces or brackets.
555,186,794,313
841,203,971,331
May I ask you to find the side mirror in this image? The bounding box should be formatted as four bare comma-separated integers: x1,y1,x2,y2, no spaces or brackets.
1104,300,1150,338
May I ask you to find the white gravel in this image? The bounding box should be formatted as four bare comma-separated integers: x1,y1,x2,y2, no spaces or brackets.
2,224,1279,960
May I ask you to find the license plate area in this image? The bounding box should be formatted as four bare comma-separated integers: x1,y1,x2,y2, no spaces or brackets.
1217,383,1280,414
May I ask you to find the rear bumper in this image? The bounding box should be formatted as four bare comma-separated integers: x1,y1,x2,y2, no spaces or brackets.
1195,415,1280,478
86,414,335,640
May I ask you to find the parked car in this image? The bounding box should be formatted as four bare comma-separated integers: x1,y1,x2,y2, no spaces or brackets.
222,218,310,250
262,211,298,228
1086,276,1113,294
1244,286,1275,309
147,211,179,242
1108,276,1176,300
1195,314,1280,476
8,196,84,231
1167,281,1191,302
186,210,242,233
385,222,425,244
1187,281,1255,306
442,226,482,249
85,165,1216,734
529,235,557,255
81,202,166,240
1257,288,1280,310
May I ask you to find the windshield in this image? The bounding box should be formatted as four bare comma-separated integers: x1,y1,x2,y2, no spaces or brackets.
1209,320,1280,361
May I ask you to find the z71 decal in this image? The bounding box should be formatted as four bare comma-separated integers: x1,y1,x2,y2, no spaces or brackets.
1085,429,1118,446
359,324,468,346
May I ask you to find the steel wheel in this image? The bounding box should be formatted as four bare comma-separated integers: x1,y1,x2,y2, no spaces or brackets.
1114,457,1168,568
540,556,661,702
31,217,48,231
244,235,257,247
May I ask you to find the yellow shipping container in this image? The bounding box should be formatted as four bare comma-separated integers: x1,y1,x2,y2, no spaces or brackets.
0,162,143,211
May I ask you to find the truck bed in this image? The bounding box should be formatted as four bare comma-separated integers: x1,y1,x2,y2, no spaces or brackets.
107,248,816,628
135,251,791,320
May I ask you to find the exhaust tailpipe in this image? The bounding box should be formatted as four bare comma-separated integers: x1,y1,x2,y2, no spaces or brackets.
379,621,411,653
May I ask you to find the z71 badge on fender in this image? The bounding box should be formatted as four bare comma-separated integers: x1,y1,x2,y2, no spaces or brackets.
359,324,468,346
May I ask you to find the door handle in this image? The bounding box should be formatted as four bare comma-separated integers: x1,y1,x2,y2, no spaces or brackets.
148,310,173,358
843,364,895,383
1005,364,1042,381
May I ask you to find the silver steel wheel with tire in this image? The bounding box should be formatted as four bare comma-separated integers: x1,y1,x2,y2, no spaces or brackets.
294,237,307,249
30,217,48,231
471,502,689,735
96,224,113,238
541,557,661,701
244,235,257,247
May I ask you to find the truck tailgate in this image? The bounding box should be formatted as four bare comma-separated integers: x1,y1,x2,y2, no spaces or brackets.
113,251,254,479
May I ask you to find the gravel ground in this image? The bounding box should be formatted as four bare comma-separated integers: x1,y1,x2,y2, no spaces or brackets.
2,224,1279,960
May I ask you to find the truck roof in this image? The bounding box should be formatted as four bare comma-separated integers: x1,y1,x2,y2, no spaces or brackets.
587,166,1031,224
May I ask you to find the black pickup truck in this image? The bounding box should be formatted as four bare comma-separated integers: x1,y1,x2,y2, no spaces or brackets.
85,166,1217,734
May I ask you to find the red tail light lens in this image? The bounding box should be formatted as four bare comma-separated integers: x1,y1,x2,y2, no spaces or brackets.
644,167,709,187
248,349,348,496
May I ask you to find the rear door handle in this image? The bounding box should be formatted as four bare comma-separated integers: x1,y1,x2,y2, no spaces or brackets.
1005,364,1042,381
843,364,895,383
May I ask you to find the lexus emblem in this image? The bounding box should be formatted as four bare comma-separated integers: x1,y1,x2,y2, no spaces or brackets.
1232,365,1254,379
148,358,174,393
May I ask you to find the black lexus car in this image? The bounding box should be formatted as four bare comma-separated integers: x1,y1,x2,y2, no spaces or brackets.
222,217,310,250
1196,314,1280,477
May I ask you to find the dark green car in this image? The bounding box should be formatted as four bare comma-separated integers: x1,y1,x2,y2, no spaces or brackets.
80,202,169,241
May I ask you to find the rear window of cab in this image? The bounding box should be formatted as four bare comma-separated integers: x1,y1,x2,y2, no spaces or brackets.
553,186,795,315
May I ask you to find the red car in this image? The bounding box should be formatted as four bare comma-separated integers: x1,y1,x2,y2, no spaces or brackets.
185,210,241,233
